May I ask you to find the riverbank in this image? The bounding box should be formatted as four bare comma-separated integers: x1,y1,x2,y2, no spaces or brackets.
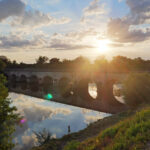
31,105,143,150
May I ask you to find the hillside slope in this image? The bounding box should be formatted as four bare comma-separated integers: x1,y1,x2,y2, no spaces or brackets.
64,106,150,150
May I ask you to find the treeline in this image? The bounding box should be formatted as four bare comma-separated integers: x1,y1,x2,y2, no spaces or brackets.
1,55,150,73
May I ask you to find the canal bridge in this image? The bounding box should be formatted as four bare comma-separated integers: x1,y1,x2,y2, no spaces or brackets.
5,68,141,114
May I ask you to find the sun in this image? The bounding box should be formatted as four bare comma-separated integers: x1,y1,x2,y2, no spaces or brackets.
97,39,111,53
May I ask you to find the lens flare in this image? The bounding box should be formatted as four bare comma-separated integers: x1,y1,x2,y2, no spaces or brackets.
45,93,53,100
20,118,26,124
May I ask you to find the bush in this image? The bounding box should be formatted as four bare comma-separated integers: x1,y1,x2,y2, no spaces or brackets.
122,73,150,107
63,141,80,150
77,107,150,150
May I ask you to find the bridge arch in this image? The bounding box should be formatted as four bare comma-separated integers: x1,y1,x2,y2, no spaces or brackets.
19,75,27,82
10,74,17,88
42,76,53,93
29,75,39,92
19,75,27,90
11,74,17,81
74,77,94,101
58,77,72,97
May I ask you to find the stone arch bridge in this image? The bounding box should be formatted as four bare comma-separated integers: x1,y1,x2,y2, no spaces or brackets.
5,68,144,114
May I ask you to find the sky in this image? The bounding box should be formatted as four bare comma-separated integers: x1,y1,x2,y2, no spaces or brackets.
0,0,150,63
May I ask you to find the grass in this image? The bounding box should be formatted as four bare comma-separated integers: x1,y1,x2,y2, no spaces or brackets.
64,106,150,150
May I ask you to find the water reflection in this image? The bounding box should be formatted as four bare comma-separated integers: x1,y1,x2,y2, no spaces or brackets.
113,84,125,104
88,83,98,99
9,93,110,150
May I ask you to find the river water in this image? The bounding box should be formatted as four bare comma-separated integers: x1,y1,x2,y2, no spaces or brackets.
10,92,111,150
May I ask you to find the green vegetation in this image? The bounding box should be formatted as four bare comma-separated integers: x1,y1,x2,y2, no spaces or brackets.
122,73,150,107
0,74,20,150
0,59,6,71
64,106,150,150
63,141,80,150
2,55,150,73
34,129,52,146
0,61,20,150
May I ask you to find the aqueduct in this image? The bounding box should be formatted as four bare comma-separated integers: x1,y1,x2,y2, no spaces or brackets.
5,68,136,113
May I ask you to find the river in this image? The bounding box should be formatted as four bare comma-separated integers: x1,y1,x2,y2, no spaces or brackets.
10,92,111,150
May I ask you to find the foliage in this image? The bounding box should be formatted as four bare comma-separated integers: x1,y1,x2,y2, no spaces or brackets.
72,106,150,150
63,141,80,150
94,56,108,72
34,129,52,146
122,73,150,107
3,55,150,73
49,58,60,64
0,74,19,150
36,56,49,65
0,59,6,71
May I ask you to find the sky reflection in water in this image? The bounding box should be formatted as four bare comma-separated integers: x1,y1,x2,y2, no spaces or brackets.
9,93,110,150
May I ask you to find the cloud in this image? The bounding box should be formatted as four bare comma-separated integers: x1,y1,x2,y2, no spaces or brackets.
49,38,95,50
80,0,109,29
107,0,150,43
126,0,150,25
0,28,98,50
11,11,71,28
108,18,150,43
118,0,123,2
0,34,45,49
83,0,106,17
0,0,25,22
0,29,96,50
0,35,33,48
47,28,99,50
65,29,98,40
84,115,102,124
13,95,72,123
0,0,70,28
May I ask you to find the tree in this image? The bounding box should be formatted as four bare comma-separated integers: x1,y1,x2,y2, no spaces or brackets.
0,59,6,72
34,129,52,146
49,58,60,64
0,74,19,149
36,56,49,65
110,56,131,72
94,55,108,72
72,56,91,72
122,73,150,107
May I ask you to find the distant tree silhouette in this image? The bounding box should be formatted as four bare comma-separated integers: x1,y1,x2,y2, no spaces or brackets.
49,58,60,64
0,59,6,72
36,56,49,65
3,55,150,73
94,56,108,72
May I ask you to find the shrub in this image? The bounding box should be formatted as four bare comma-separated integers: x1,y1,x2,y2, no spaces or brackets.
63,141,80,150
122,73,150,107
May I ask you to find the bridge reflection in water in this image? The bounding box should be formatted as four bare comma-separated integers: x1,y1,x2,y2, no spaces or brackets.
5,69,128,114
